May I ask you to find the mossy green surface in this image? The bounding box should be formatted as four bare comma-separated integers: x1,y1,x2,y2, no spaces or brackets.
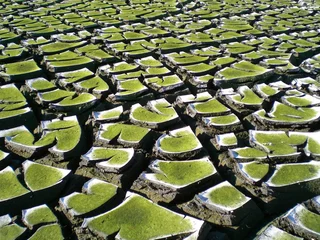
24,163,65,191
40,41,85,54
234,147,267,158
243,162,269,180
30,79,55,91
87,194,194,240
29,224,63,240
139,57,162,67
260,85,277,96
258,102,319,123
101,123,149,142
183,63,215,73
111,62,138,73
233,61,267,72
60,68,93,83
57,93,95,106
0,102,26,111
221,135,237,145
153,160,214,186
25,206,57,226
213,57,236,66
208,184,247,208
160,129,199,153
118,79,146,96
146,75,181,87
145,67,170,75
0,224,25,240
233,89,263,104
0,168,29,201
132,105,176,123
285,96,312,107
306,137,320,154
0,108,29,119
3,60,40,75
40,89,74,102
208,114,238,125
0,85,26,102
270,163,320,186
78,76,109,91
219,67,257,80
194,99,229,113
100,109,121,119
67,182,117,214
299,206,320,233
54,125,81,151
46,119,78,130
91,148,131,165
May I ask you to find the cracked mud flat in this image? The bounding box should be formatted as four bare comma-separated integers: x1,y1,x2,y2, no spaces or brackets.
1,0,320,239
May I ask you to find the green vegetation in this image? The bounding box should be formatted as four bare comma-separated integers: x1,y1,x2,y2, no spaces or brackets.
299,206,320,233
85,193,196,240
206,114,239,125
23,161,70,191
242,162,269,180
193,98,229,114
100,123,149,143
150,159,215,186
232,147,267,158
0,167,29,201
160,127,200,153
0,224,26,240
131,101,178,123
28,78,56,91
232,86,263,105
255,102,320,123
206,182,248,209
65,180,117,215
2,60,41,75
90,147,132,165
24,205,57,226
29,224,63,240
269,162,320,186
56,93,96,106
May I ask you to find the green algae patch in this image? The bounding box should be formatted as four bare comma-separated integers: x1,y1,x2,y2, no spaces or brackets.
29,224,63,240
268,162,320,186
159,127,201,153
206,114,239,125
0,224,26,240
241,161,269,181
100,123,150,143
23,205,57,227
130,99,178,127
83,193,200,240
39,41,86,55
137,56,162,67
299,206,320,233
232,86,263,105
0,84,27,102
1,59,41,75
90,147,132,165
23,161,70,191
231,147,267,159
55,93,96,106
63,179,118,215
203,181,249,210
150,159,215,186
27,78,56,92
193,98,229,114
116,79,148,99
39,89,74,102
0,167,30,201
